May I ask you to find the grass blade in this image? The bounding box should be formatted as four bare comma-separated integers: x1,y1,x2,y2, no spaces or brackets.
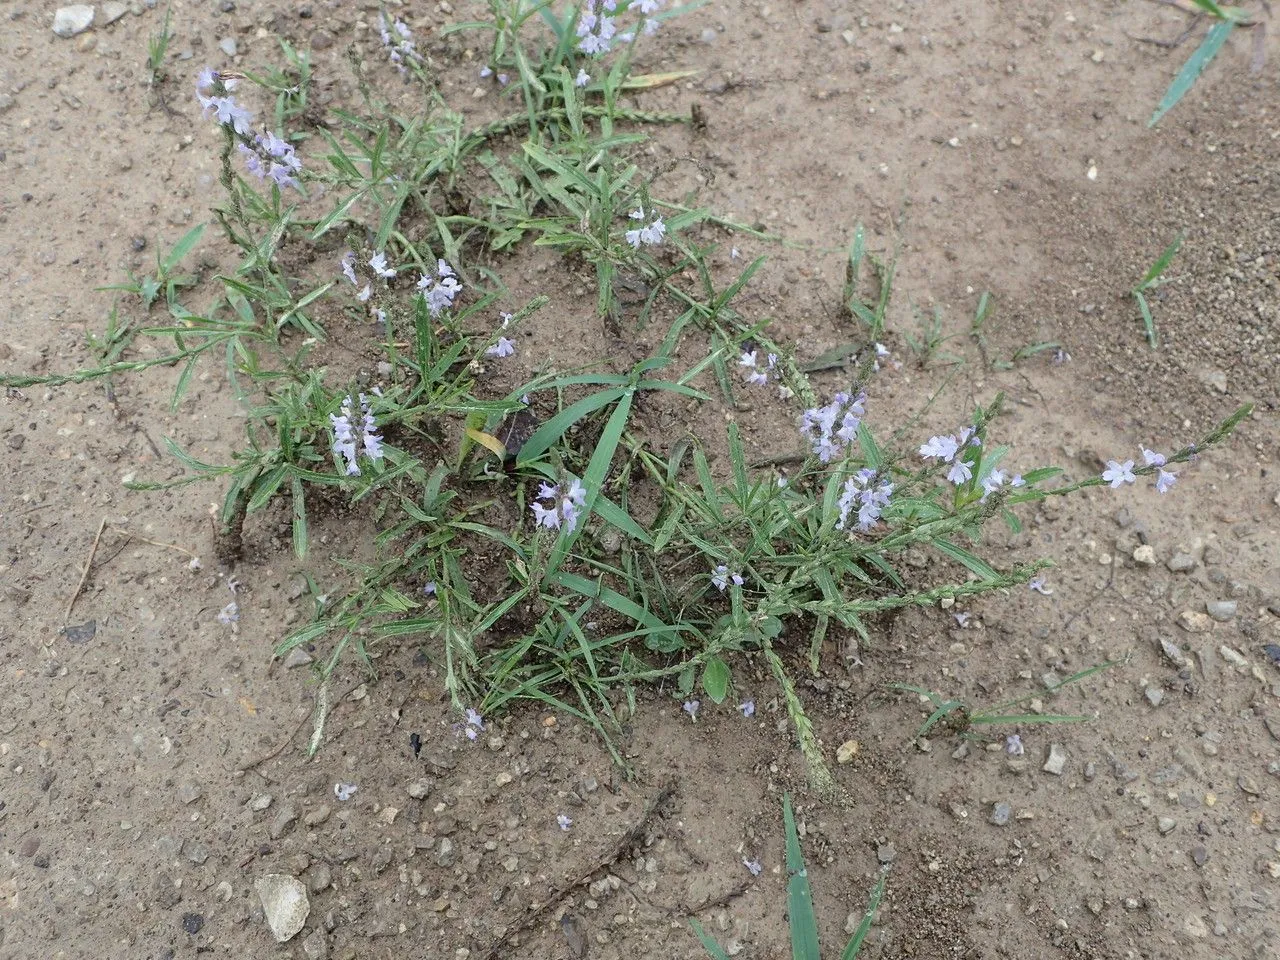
838,875,887,960
1148,19,1235,127
783,793,821,960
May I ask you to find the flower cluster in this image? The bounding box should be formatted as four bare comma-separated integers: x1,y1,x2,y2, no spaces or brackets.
624,205,666,248
800,391,866,463
711,565,744,591
835,468,894,532
196,68,253,136
379,14,421,74
485,312,516,358
531,478,587,533
738,349,778,388
417,259,462,317
919,427,982,485
478,66,510,86
1103,445,1177,493
330,393,384,476
459,707,485,741
576,0,620,54
238,130,302,191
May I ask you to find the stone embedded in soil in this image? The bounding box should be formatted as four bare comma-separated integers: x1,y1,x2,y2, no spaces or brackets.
303,928,329,960
436,838,455,867
836,739,860,764
1205,600,1237,622
990,802,1012,826
1219,645,1249,670
100,2,128,25
182,913,204,935
876,843,897,864
306,863,331,894
177,782,202,804
1176,611,1212,633
1159,638,1188,668
284,647,314,669
52,6,95,37
248,792,273,812
407,779,430,799
1145,686,1165,708
1133,545,1157,566
1043,743,1067,776
255,874,310,942
1157,816,1177,835
1191,845,1208,867
304,804,331,827
270,805,298,840
1167,553,1198,573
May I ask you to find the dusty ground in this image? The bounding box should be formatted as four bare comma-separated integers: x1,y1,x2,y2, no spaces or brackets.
2,1,1279,959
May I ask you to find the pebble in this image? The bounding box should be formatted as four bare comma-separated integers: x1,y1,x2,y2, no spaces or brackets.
1133,545,1156,566
284,647,314,669
1183,913,1208,939
876,843,897,864
407,779,430,799
1191,845,1208,867
1219,645,1248,670
437,838,455,867
1177,611,1212,633
177,782,203,804
1043,743,1067,776
836,739,860,764
1159,638,1188,668
1167,553,1198,573
307,862,331,894
270,805,299,840
304,804,331,827
219,37,239,57
1145,686,1164,708
101,2,129,25
248,792,274,812
1205,600,1237,622
495,771,514,788
990,802,1012,826
310,30,334,50
303,929,329,960
52,5,95,37
1157,816,1176,835
182,912,205,935
255,874,310,942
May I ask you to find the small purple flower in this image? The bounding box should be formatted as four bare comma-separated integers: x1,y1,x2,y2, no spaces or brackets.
624,206,666,248
801,391,866,463
531,477,588,533
946,459,974,486
1155,468,1177,494
369,252,396,279
738,700,755,718
557,814,573,831
486,337,516,358
334,782,359,801
1028,577,1054,596
1140,446,1167,467
217,600,239,625
458,707,485,741
575,69,591,87
919,435,960,462
1101,459,1136,488
1005,734,1024,756
423,581,437,596
836,468,893,532
379,13,421,74
417,260,462,317
711,565,744,591
682,699,700,720
980,468,1006,499
953,611,971,627
340,251,358,286
743,857,762,876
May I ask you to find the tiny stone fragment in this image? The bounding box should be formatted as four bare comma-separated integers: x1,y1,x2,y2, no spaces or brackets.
1177,611,1212,633
1205,600,1237,622
255,874,310,942
1144,686,1164,708
52,5,95,38
836,740,860,764
990,802,1012,826
1159,638,1188,668
1157,816,1176,835
1219,645,1248,670
1133,545,1156,566
1043,743,1067,776
1167,553,1197,573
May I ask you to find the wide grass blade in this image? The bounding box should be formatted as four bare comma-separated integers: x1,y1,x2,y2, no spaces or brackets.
838,874,887,960
1148,19,1235,127
783,793,821,960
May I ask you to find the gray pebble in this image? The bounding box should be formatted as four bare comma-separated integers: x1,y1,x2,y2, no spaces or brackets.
407,779,430,799
1157,816,1176,835
177,782,202,804
304,804,331,827
1145,686,1164,708
310,30,334,50
303,929,329,960
53,6,95,38
1159,638,1188,668
1043,743,1067,776
186,841,210,865
248,792,273,812
1205,600,1237,622
990,802,1012,826
436,837,455,867
219,37,238,57
270,805,299,840
1167,553,1197,573
306,862,331,894
284,647,314,669
876,843,896,864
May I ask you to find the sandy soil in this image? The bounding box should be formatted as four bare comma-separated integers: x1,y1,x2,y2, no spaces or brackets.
1,2,1278,959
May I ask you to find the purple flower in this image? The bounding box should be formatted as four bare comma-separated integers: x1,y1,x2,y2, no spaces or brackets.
801,391,866,463
369,252,396,279
743,858,762,876
486,337,516,358
1140,446,1167,467
531,477,588,533
379,13,421,74
624,206,666,248
417,260,462,317
458,707,485,741
836,468,893,532
423,581,437,596
557,814,573,831
330,394,385,476
980,468,1006,499
1005,734,1024,756
1101,459,1136,488
334,782,359,801
711,565,744,591
575,69,591,87
682,699,700,720
1155,468,1177,494
1028,577,1054,595
953,611,971,627
920,435,960,462
217,600,239,625
340,251,358,285
738,700,755,718
946,459,973,486
630,0,663,13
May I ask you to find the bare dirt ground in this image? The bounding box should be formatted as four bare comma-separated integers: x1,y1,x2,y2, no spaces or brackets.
2,2,1278,959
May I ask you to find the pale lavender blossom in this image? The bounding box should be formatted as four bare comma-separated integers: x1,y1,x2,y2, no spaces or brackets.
531,477,588,533
459,707,485,741
1155,468,1177,494
497,73,510,85
946,459,973,486
334,782,359,801
1005,734,1024,756
480,66,493,79
919,434,960,462
379,13,421,74
577,1,618,54
836,468,893,532
356,284,372,303
330,393,385,476
682,699,700,720
423,581,437,596
1140,446,1167,467
217,600,240,625
743,858,762,876
624,206,666,248
920,427,980,487
730,247,741,260
557,814,573,831
738,700,755,718
369,252,396,279
238,129,302,190
711,565,744,591
1028,577,1054,595
487,337,516,358
575,68,591,87
739,349,779,388
953,611,971,627
417,259,462,317
340,251,359,285
801,390,866,463
1101,459,1136,488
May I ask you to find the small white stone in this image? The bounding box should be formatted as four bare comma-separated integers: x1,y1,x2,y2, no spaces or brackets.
53,5,96,38
255,874,310,942
1086,164,1098,181
1043,743,1067,776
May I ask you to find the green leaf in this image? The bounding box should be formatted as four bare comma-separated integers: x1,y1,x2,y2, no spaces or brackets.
783,793,821,960
516,387,626,465
162,223,206,272
689,919,732,960
932,538,1000,581
1137,235,1184,288
291,475,308,559
1148,19,1235,127
702,656,730,704
838,875,887,960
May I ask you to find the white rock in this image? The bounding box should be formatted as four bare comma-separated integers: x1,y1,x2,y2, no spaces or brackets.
255,874,309,942
1219,645,1249,670
53,5,96,37
100,1,128,24
1043,743,1067,776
